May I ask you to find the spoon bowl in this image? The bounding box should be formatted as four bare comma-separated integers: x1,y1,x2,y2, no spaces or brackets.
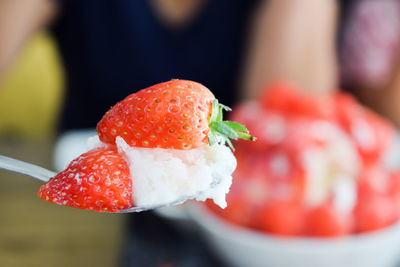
0,154,200,213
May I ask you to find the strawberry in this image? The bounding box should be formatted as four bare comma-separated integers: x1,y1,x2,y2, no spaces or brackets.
353,195,396,233
357,164,390,197
260,82,336,120
334,92,396,164
306,204,351,237
230,102,287,151
206,196,257,228
38,148,132,212
97,79,254,150
256,200,305,236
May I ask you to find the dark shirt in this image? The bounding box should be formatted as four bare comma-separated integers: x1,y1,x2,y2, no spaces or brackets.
52,0,259,131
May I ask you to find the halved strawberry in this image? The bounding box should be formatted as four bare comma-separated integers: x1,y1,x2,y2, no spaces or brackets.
97,79,254,150
38,148,132,212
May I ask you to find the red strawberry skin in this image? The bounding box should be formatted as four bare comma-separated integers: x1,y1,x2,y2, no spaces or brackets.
256,200,305,236
97,79,215,150
306,204,351,237
38,148,132,212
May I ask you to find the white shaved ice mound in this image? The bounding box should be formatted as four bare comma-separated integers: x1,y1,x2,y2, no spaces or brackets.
301,121,360,213
87,136,236,208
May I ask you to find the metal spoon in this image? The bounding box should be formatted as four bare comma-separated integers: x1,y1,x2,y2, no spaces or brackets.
0,155,199,213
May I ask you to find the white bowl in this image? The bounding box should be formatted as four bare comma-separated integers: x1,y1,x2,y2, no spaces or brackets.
187,204,400,267
53,129,97,171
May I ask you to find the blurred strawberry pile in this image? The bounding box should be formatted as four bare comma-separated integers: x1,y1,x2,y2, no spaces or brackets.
207,83,400,237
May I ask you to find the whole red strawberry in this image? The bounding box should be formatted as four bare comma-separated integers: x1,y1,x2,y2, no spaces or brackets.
38,148,132,212
97,79,254,150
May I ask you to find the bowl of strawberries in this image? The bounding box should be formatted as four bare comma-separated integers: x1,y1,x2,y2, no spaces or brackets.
188,83,400,267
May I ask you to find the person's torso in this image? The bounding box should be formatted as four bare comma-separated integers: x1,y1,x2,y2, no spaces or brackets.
52,0,259,130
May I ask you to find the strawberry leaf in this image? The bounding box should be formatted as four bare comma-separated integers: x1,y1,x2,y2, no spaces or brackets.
210,100,220,123
210,121,238,140
208,99,256,150
225,138,235,151
208,131,217,146
236,131,256,141
221,121,249,132
216,105,223,121
219,103,232,111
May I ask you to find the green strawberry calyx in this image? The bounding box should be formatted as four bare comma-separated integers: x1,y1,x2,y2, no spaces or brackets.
208,99,256,150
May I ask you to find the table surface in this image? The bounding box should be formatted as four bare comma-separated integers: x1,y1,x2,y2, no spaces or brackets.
0,139,126,267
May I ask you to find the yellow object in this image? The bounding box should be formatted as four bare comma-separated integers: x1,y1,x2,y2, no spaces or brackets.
0,32,64,140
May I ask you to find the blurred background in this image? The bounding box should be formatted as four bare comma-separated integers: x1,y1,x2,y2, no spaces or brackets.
2,0,400,266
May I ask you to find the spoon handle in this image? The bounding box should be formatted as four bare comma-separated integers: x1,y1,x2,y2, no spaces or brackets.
0,155,56,182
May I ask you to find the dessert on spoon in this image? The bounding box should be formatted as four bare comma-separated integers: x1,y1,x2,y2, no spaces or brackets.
30,79,254,213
